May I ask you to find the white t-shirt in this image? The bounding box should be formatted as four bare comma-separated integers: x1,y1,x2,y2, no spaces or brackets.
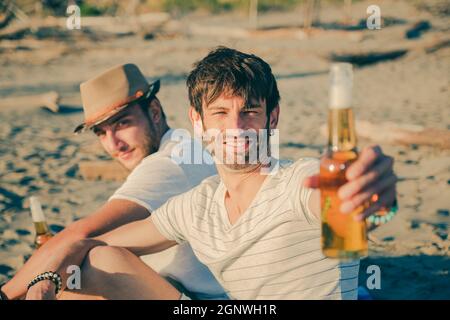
110,129,228,299
151,158,360,300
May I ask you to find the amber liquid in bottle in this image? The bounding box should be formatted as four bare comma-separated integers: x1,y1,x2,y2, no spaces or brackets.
320,64,367,260
33,221,53,249
30,197,53,249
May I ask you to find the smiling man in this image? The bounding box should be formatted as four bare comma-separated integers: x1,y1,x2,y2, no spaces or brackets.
0,64,226,300
91,105,159,170
22,48,397,300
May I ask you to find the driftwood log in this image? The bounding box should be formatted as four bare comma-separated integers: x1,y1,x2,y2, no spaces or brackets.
329,50,408,66
320,120,450,149
78,160,129,182
0,12,170,40
405,20,431,39
187,24,363,41
0,91,60,112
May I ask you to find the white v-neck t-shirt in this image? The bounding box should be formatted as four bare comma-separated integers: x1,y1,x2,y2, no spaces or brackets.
110,129,228,299
151,158,360,300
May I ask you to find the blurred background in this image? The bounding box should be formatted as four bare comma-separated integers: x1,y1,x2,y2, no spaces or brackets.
0,0,449,299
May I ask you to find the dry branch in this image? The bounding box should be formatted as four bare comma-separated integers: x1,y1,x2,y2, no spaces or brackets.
320,120,450,149
0,91,60,112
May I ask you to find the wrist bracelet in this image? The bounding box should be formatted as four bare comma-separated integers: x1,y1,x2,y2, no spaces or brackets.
368,198,399,226
27,271,62,295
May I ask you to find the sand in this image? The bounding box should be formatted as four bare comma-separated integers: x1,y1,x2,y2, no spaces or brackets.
0,0,449,299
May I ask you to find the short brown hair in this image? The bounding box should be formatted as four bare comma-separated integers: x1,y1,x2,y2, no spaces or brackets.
187,47,280,117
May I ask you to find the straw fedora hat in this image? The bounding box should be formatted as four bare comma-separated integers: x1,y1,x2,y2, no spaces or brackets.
74,63,160,134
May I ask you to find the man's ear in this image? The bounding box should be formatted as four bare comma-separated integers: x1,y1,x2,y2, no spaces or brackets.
189,106,203,138
189,106,202,126
148,98,163,124
269,105,280,130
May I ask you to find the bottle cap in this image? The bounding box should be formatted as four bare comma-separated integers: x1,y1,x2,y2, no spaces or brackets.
329,63,353,109
29,196,46,222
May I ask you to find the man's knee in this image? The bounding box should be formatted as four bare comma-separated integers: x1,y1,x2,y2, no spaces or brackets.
86,246,131,271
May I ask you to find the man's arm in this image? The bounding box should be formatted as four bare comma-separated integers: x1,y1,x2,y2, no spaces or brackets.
94,214,177,256
2,199,150,300
25,215,176,300
307,189,321,219
304,145,397,223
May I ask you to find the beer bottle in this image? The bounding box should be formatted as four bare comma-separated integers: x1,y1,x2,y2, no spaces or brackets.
29,196,53,249
320,63,368,260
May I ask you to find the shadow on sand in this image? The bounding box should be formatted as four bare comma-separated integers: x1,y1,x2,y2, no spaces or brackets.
359,254,450,300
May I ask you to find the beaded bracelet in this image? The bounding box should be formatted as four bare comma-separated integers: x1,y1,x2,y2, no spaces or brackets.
27,271,62,295
368,198,399,226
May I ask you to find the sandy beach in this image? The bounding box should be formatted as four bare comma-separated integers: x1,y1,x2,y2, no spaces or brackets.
0,0,449,299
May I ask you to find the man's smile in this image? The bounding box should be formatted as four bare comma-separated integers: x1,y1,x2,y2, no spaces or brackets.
117,148,136,161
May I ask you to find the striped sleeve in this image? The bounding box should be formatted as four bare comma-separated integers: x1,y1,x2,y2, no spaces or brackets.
291,158,321,225
150,189,194,244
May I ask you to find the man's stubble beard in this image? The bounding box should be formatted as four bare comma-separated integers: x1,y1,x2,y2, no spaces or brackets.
117,119,160,172
143,121,159,156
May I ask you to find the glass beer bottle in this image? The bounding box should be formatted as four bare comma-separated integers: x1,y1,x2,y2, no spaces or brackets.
320,63,368,260
29,196,53,249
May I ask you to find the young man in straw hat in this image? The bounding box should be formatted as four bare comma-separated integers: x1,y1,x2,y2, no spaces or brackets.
1,63,227,300
23,48,397,300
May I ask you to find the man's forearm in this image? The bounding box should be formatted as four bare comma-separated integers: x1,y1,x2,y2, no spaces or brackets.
2,228,86,300
23,238,106,300
43,238,106,294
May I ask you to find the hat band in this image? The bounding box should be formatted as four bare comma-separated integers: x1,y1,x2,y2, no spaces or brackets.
84,95,138,128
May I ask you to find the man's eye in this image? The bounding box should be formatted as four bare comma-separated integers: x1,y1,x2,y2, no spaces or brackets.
117,120,130,127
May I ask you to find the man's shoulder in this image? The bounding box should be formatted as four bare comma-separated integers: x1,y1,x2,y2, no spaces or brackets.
132,131,216,175
199,173,221,188
189,174,221,197
277,157,319,176
168,173,221,208
265,157,319,194
158,129,218,185
156,173,220,215
125,133,217,192
131,150,184,178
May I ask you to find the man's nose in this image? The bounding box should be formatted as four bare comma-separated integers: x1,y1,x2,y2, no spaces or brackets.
105,130,126,152
225,112,246,131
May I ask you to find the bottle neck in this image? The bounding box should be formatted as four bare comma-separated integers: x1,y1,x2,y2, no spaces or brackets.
34,221,50,235
327,107,357,152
